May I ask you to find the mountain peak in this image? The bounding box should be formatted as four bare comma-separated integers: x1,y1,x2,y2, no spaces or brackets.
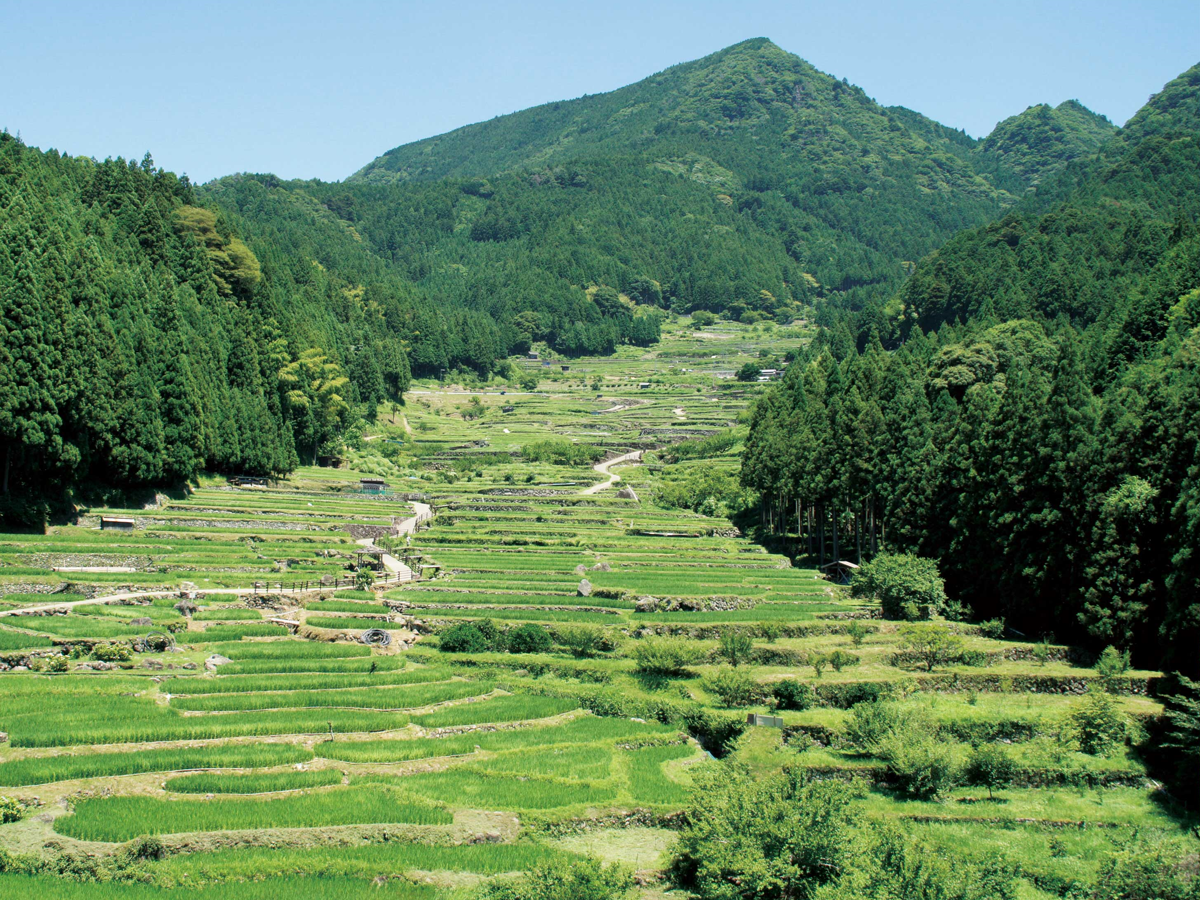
348,38,939,186
975,97,1117,186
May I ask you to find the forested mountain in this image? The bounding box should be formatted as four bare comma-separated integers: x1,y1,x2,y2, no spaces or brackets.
212,38,1060,354
0,135,410,524
972,100,1116,190
742,63,1200,670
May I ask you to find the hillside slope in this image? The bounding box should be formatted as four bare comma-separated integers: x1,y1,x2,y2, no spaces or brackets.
0,138,416,524
743,62,1200,668
215,39,1064,342
973,99,1116,189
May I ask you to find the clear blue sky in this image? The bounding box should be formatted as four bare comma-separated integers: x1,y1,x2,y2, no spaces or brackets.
3,0,1196,183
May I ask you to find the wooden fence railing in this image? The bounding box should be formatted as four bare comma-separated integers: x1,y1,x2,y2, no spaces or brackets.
250,568,415,596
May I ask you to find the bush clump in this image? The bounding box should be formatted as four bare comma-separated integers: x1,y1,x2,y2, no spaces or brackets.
963,744,1017,799
480,855,634,900
1095,645,1131,688
632,637,703,676
706,667,762,708
772,680,814,711
438,623,491,653
843,701,934,757
881,731,960,799
896,623,963,672
557,625,615,658
851,553,947,620
506,623,552,654
978,618,1006,639
1068,689,1128,755
92,643,132,663
0,796,23,824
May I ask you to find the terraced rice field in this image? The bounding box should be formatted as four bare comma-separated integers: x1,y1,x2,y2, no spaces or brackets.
0,320,1191,898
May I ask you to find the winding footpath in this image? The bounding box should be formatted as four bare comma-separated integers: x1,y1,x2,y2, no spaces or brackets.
0,502,436,618
581,451,643,495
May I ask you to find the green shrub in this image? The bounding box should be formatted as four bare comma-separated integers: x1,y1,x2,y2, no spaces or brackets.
820,681,894,709
480,856,634,900
507,623,552,655
772,680,814,711
670,767,863,898
439,623,490,653
896,623,963,672
92,643,131,663
851,553,947,620
706,668,761,708
632,637,703,676
963,744,1017,799
1095,645,1131,688
1093,843,1200,900
475,618,505,651
521,441,604,466
1068,689,1127,755
45,655,69,673
556,625,609,658
978,618,1006,639
827,650,859,673
882,732,960,798
353,568,374,592
843,701,935,756
0,797,22,824
846,621,869,647
125,835,166,861
718,631,754,667
811,653,827,678
958,649,989,667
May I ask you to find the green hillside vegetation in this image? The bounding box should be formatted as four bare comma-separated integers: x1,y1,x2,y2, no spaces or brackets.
973,100,1117,190
211,39,1054,360
0,136,411,525
4,38,1133,526
744,63,1200,669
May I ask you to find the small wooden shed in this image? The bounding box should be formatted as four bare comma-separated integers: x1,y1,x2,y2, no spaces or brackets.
360,478,388,494
100,516,135,532
820,560,860,585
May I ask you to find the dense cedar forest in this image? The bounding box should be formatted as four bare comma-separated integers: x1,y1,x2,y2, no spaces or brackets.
742,63,1200,669
0,138,412,524
1,39,1198,669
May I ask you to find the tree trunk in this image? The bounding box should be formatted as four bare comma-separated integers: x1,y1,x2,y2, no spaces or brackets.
819,503,826,567
832,507,839,563
856,501,862,565
869,496,877,557
2,444,9,494
806,502,813,559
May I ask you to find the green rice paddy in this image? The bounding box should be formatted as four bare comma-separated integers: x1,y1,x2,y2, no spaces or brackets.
0,322,1189,898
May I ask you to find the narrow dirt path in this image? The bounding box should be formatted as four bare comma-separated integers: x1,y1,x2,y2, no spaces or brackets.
357,501,432,579
0,588,259,618
581,451,643,495
1,504,438,619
